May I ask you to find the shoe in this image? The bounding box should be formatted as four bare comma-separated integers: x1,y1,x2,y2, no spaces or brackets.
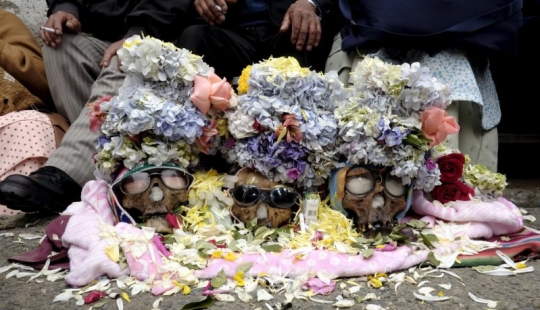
0,166,82,214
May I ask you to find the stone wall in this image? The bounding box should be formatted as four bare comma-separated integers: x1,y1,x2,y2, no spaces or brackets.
1,0,48,43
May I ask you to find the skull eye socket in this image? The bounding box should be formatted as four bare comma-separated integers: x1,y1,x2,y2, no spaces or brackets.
119,169,192,194
120,173,150,194
384,174,405,197
160,170,191,190
345,167,374,195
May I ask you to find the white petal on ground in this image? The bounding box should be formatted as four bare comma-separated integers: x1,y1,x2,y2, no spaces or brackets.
468,292,498,308
152,297,163,310
214,294,235,302
413,292,451,301
236,291,253,302
332,299,355,307
116,298,124,310
52,290,77,303
18,233,43,240
418,287,436,295
417,280,429,287
438,283,452,290
257,289,274,301
366,305,387,310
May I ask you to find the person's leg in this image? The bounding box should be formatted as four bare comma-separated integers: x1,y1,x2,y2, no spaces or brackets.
176,25,258,81
0,34,126,213
445,101,498,172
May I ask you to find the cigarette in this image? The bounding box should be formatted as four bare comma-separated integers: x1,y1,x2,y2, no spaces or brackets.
39,26,56,33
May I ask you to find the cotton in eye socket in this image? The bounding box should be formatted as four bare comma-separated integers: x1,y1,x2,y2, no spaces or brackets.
384,175,405,196
346,175,374,195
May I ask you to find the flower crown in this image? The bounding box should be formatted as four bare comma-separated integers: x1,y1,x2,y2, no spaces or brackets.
88,35,235,176
221,57,348,189
335,56,458,192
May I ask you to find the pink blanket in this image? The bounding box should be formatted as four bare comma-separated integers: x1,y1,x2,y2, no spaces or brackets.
61,180,525,293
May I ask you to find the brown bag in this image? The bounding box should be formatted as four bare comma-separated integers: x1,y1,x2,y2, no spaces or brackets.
0,67,46,115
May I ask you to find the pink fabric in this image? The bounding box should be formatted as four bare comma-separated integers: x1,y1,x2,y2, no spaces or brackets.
0,111,56,215
193,247,429,279
116,223,165,281
410,190,524,238
61,180,525,294
62,180,128,287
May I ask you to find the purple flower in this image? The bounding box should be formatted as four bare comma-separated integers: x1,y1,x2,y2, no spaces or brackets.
224,137,236,149
384,127,405,147
287,167,300,180
426,156,437,170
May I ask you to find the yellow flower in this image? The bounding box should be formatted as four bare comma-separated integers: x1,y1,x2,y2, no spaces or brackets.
182,285,191,295
233,271,245,287
516,262,527,269
438,291,444,297
224,252,240,261
368,275,382,288
237,65,252,95
105,245,120,263
211,250,223,259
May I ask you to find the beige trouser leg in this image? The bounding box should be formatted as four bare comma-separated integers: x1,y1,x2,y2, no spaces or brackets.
444,101,498,172
43,34,126,186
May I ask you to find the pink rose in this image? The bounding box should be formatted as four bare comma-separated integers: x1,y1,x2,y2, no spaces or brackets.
190,72,232,114
421,107,459,147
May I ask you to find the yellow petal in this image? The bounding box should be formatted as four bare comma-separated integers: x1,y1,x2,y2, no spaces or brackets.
105,245,120,263
122,291,130,302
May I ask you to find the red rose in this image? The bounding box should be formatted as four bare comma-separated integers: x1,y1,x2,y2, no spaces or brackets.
436,153,465,183
431,179,475,204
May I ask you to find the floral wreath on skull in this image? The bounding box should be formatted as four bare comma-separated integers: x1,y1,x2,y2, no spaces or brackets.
86,35,236,232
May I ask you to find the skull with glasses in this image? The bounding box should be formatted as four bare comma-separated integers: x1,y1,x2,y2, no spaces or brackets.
330,164,409,238
110,162,193,234
229,168,300,228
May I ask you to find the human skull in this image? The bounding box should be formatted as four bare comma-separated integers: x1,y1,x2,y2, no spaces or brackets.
336,165,407,238
230,168,296,228
120,168,191,234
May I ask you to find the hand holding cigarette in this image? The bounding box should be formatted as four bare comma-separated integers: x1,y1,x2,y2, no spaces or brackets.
39,26,57,33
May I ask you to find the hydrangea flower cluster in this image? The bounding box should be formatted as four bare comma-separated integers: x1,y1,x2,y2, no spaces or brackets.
89,35,234,176
222,57,348,189
335,56,456,191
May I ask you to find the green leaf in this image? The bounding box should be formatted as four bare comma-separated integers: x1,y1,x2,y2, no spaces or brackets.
91,301,108,308
211,269,227,288
472,265,497,272
246,217,258,229
420,233,438,248
236,262,254,274
228,240,240,252
261,244,283,252
427,251,440,267
406,219,428,230
361,248,374,259
181,296,215,310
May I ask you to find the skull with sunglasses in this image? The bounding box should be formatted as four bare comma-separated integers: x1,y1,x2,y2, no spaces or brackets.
110,162,193,234
230,168,300,228
330,164,410,238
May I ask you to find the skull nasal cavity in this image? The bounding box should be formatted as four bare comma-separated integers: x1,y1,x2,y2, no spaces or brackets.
150,186,164,202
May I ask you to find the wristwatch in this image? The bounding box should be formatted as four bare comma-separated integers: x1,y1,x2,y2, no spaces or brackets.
307,0,322,19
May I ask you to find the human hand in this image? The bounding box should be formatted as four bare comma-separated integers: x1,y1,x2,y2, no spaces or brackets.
100,39,125,68
280,0,321,51
194,0,236,25
40,11,81,48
